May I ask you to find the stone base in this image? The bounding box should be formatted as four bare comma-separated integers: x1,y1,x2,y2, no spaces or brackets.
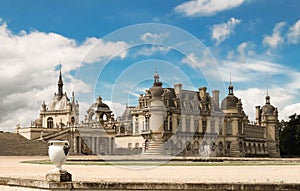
46,170,72,182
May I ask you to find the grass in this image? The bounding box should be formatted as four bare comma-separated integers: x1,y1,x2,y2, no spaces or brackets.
21,160,300,166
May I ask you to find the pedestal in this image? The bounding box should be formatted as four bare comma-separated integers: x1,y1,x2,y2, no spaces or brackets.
46,170,72,182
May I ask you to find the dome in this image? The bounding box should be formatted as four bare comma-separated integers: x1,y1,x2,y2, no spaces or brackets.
97,102,110,110
221,82,238,110
221,95,239,110
95,96,110,111
261,95,275,115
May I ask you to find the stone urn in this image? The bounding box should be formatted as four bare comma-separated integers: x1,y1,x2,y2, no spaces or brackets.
46,140,72,182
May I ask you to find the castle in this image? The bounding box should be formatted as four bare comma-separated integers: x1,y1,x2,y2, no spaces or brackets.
17,69,280,157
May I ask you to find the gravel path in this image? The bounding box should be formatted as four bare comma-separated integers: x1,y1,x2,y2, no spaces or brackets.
0,156,299,184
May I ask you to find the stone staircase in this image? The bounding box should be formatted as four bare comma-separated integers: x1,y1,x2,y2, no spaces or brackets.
41,128,70,141
143,138,171,155
227,141,240,157
0,132,48,156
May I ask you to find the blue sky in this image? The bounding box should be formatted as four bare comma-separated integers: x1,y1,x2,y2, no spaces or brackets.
0,0,300,131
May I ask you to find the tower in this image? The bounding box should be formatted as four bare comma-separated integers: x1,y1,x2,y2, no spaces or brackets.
149,70,166,133
260,94,280,157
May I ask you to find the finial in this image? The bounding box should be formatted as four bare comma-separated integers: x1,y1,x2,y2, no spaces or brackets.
228,73,234,95
153,65,160,83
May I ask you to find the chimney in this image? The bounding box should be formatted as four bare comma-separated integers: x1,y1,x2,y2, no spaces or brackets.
212,90,220,107
174,83,182,97
255,106,261,125
199,87,207,100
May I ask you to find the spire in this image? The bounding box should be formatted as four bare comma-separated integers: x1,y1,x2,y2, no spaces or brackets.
266,94,270,104
57,63,63,98
265,84,270,104
228,73,234,95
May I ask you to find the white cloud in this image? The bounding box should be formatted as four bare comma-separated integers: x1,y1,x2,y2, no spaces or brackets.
174,0,248,17
181,49,212,69
235,87,294,122
103,101,127,118
287,19,300,44
281,103,300,120
132,45,170,57
211,17,241,46
263,21,286,49
215,59,285,84
0,20,129,132
140,32,169,43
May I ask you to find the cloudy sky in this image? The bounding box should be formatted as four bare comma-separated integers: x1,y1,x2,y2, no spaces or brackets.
0,0,300,132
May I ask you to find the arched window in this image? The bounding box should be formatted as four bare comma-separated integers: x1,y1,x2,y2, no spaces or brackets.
210,142,216,151
102,114,107,121
186,141,191,151
47,117,53,128
218,141,223,151
71,116,75,125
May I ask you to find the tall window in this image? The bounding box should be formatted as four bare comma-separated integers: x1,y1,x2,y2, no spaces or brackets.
226,120,232,135
194,119,199,132
238,120,243,134
71,116,75,125
202,120,207,133
186,117,190,132
177,118,181,131
145,117,149,131
219,120,223,135
164,117,169,131
134,120,139,134
47,117,53,128
211,120,215,134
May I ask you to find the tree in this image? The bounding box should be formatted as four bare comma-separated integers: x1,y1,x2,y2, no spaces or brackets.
279,114,300,157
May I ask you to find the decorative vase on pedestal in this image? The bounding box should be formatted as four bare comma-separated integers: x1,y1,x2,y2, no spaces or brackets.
46,140,72,182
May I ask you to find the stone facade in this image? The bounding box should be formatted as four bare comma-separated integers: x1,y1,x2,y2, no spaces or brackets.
17,70,280,157
29,69,79,129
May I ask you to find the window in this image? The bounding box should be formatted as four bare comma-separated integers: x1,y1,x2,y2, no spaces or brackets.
135,120,139,134
194,119,199,132
120,124,125,134
219,120,223,135
186,141,191,151
202,120,207,133
145,116,149,131
186,117,190,132
177,118,181,131
71,116,75,125
135,143,139,148
128,143,132,149
164,117,169,131
128,123,133,134
226,142,231,150
211,120,215,134
102,114,107,121
238,120,243,134
226,120,232,135
47,117,53,128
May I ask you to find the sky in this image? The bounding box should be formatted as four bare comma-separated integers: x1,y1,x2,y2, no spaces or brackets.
0,0,300,132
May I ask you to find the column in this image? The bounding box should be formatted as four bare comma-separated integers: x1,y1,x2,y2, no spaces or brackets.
73,136,78,153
